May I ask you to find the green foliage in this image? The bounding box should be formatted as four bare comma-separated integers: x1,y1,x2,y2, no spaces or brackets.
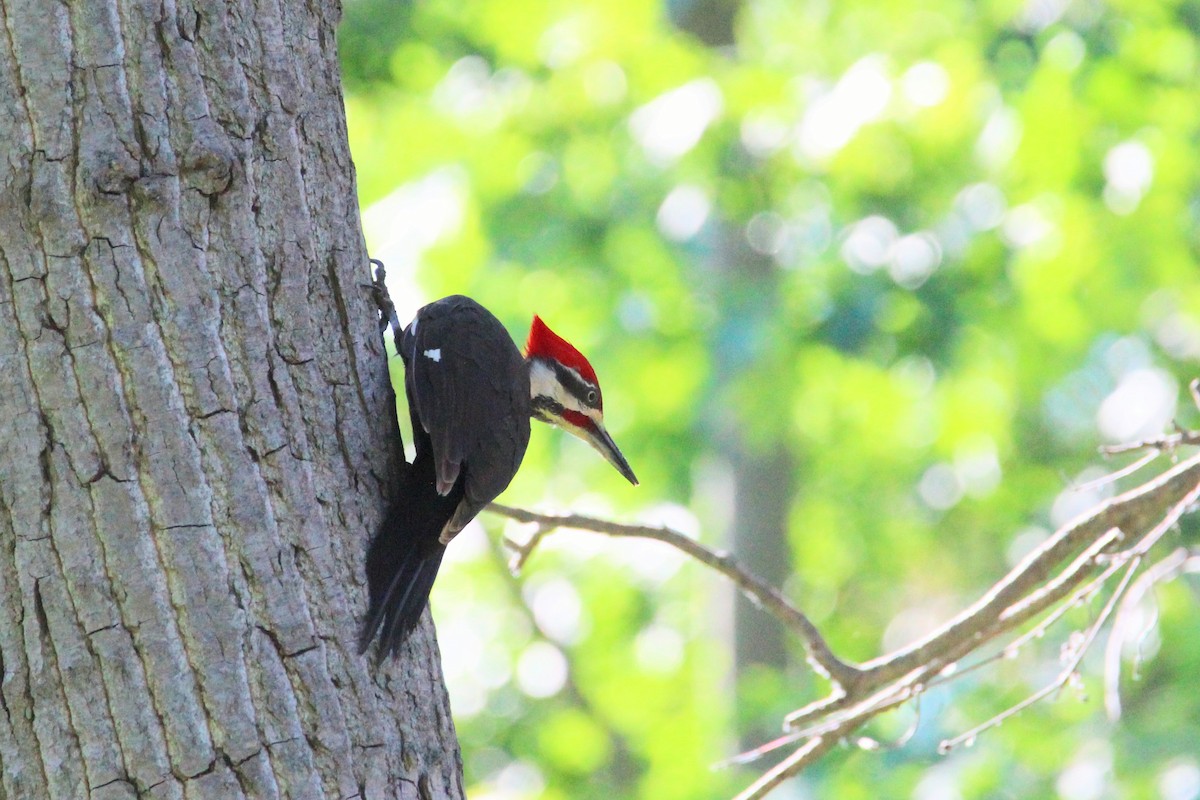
343,0,1200,796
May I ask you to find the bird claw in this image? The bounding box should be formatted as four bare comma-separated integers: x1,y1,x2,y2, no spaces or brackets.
367,257,403,350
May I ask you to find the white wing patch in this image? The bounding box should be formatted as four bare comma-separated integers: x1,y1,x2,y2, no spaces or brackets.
424,348,442,363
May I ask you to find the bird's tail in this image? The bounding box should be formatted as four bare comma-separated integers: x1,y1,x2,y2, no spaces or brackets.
359,472,458,659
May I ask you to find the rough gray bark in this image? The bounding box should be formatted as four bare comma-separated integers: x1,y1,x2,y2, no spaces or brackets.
0,0,464,798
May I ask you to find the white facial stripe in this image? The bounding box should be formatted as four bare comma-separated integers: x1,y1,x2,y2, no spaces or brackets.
529,359,601,422
529,359,563,404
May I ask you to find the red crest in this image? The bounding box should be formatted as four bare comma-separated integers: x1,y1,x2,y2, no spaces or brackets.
525,315,599,385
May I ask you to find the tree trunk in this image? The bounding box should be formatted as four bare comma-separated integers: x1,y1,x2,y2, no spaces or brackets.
0,1,463,798
700,231,793,748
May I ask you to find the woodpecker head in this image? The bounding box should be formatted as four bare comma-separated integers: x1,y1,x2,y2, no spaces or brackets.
525,316,638,486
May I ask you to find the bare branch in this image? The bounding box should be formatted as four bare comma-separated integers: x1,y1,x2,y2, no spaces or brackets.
486,503,863,688
487,438,1200,799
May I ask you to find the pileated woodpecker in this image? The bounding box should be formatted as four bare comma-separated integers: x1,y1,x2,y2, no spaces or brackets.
361,295,638,658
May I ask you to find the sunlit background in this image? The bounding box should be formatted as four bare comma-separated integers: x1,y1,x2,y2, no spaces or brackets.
339,0,1200,797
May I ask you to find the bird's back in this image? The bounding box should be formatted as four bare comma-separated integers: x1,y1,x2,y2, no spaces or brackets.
400,295,531,533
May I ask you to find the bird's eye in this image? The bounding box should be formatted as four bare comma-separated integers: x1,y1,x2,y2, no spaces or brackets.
587,390,598,404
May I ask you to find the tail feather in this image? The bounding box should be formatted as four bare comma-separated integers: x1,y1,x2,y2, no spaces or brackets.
359,530,445,659
360,452,464,659
378,549,444,658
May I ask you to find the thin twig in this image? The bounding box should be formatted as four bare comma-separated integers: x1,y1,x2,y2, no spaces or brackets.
777,692,852,734
1126,483,1200,560
481,531,645,776
486,503,863,689
503,523,551,574
714,730,808,769
995,528,1124,626
785,667,926,741
731,736,836,800
939,554,1142,753
1104,548,1199,720
1100,429,1200,456
722,688,919,767
854,693,923,753
1073,450,1160,492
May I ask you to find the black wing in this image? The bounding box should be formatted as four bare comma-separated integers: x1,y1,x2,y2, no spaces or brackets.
401,295,532,540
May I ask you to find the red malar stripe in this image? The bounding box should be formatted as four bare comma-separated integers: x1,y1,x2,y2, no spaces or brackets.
560,409,594,431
